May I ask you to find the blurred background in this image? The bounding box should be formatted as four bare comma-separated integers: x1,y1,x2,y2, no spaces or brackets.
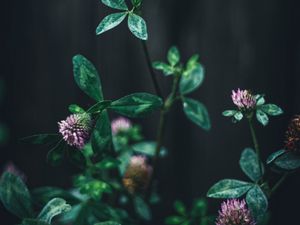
1,0,300,224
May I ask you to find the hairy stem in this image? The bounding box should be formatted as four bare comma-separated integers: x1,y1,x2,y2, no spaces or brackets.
248,117,263,182
141,40,163,99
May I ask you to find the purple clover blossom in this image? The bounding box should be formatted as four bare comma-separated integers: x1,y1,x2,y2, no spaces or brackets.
216,199,256,225
123,155,153,194
231,89,256,110
111,117,132,135
58,113,92,149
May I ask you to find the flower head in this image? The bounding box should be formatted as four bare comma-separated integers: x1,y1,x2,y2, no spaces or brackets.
111,117,132,135
123,155,152,194
216,199,256,225
231,89,256,110
58,113,92,149
285,115,300,153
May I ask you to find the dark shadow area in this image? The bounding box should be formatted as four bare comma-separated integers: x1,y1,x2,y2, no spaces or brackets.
1,0,300,224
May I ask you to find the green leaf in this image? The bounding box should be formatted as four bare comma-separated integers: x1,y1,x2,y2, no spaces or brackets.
134,196,152,221
182,98,211,130
110,93,163,117
174,200,186,215
0,172,33,218
69,104,85,114
256,95,265,106
274,152,300,170
21,134,60,145
128,13,148,40
95,222,121,225
256,109,269,126
180,64,204,95
266,149,285,164
165,216,185,225
261,104,283,116
167,46,180,66
38,198,71,224
96,12,127,35
47,142,65,166
92,111,112,154
131,141,167,157
222,110,237,117
32,187,79,206
73,55,104,101
131,0,142,7
239,148,264,182
152,61,174,76
207,179,253,198
22,219,50,225
101,0,128,10
246,185,268,222
233,111,243,121
94,157,120,170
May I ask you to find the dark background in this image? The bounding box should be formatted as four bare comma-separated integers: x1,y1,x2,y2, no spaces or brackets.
1,0,300,224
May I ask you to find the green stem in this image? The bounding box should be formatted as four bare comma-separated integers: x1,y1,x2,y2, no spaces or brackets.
248,117,263,182
146,74,181,198
141,40,163,99
270,173,288,195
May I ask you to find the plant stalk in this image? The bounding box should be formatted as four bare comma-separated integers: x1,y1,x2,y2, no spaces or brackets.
248,117,263,182
270,173,288,195
141,40,163,99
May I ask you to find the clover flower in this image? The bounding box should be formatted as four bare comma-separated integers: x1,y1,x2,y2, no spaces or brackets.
231,89,256,110
111,117,132,135
58,113,92,149
123,155,152,194
285,115,300,153
216,199,256,225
